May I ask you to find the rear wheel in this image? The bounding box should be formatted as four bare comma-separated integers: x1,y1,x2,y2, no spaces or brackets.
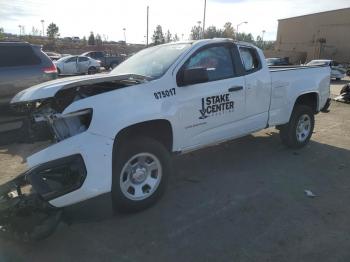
112,136,171,212
279,105,315,148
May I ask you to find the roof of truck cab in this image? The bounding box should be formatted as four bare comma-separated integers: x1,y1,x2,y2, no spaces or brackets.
167,38,256,48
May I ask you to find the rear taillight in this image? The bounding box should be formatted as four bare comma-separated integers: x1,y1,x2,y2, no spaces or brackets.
43,64,57,74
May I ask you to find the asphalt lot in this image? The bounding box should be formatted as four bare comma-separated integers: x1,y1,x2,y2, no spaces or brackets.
0,80,349,262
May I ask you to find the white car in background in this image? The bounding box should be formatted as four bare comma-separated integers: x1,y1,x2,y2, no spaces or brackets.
306,60,346,80
54,55,101,75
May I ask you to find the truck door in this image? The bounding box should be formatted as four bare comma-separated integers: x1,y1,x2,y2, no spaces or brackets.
238,46,271,132
176,43,246,150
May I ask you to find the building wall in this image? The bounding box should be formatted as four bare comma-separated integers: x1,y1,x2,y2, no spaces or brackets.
275,8,350,63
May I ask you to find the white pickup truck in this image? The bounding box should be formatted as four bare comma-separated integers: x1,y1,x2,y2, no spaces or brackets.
1,39,331,240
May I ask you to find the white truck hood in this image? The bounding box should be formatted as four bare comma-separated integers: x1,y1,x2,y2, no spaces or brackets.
10,74,135,104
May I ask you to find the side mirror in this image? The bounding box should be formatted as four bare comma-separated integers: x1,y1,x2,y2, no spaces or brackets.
178,67,209,86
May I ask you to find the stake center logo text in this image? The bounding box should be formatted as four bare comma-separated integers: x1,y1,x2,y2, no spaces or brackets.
199,93,234,119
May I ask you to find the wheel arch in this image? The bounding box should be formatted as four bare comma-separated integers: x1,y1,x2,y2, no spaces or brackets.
113,119,174,154
293,92,319,114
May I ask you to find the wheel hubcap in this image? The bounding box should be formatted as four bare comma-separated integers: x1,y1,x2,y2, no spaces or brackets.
296,114,311,142
120,153,162,201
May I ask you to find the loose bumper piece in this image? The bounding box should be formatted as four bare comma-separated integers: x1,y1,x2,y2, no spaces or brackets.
0,154,86,241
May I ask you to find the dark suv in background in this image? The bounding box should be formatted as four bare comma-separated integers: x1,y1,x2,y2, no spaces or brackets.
0,42,58,106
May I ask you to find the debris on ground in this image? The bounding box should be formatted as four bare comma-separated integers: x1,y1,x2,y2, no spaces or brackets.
334,84,350,104
304,190,317,198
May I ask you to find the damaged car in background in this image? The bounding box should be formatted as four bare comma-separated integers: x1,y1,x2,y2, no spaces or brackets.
0,39,331,240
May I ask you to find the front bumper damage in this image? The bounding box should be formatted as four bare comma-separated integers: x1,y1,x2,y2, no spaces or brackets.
0,154,86,241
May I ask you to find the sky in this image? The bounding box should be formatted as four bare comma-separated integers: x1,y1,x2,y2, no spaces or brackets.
0,0,349,43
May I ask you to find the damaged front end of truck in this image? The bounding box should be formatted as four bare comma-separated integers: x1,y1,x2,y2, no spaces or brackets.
0,74,146,241
0,154,86,241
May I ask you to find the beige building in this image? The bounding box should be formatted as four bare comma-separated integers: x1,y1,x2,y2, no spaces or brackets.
274,8,350,63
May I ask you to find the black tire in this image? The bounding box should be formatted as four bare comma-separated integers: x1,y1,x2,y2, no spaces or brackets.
57,68,61,75
279,105,315,149
112,136,171,212
110,62,118,69
87,66,97,75
336,78,341,81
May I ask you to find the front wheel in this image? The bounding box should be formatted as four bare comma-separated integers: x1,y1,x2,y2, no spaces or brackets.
279,105,315,148
112,136,171,212
87,66,97,75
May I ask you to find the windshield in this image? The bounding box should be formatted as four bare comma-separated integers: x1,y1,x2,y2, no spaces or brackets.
111,43,191,79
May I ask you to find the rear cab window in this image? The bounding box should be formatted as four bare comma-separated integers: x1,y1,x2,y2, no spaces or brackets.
0,45,41,67
238,46,261,73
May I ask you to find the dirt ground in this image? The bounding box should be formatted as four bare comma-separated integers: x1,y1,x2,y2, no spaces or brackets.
0,81,349,262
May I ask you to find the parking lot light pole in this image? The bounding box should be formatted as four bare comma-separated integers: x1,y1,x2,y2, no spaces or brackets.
202,0,206,39
146,6,149,47
123,28,126,44
236,21,248,38
41,20,45,37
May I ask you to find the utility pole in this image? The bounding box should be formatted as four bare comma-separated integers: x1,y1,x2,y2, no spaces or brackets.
123,28,126,43
202,0,206,39
18,25,22,36
197,21,201,40
146,6,149,46
40,19,45,37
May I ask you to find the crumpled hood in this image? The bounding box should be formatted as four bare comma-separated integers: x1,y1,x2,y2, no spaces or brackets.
11,73,126,104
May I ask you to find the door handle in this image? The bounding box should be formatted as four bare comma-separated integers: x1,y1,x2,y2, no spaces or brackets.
228,86,243,92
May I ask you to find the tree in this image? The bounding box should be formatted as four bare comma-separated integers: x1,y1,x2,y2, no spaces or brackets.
31,26,39,36
190,25,202,40
172,33,180,42
46,23,59,39
152,25,165,45
236,32,254,43
204,26,223,39
165,30,172,43
255,35,263,49
88,32,95,45
96,34,102,46
222,22,235,39
0,28,4,40
82,36,87,45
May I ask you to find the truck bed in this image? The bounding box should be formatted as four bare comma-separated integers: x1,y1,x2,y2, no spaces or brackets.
269,65,328,71
268,65,331,126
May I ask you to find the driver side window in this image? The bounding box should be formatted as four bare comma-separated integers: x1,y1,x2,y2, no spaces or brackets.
185,46,235,82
